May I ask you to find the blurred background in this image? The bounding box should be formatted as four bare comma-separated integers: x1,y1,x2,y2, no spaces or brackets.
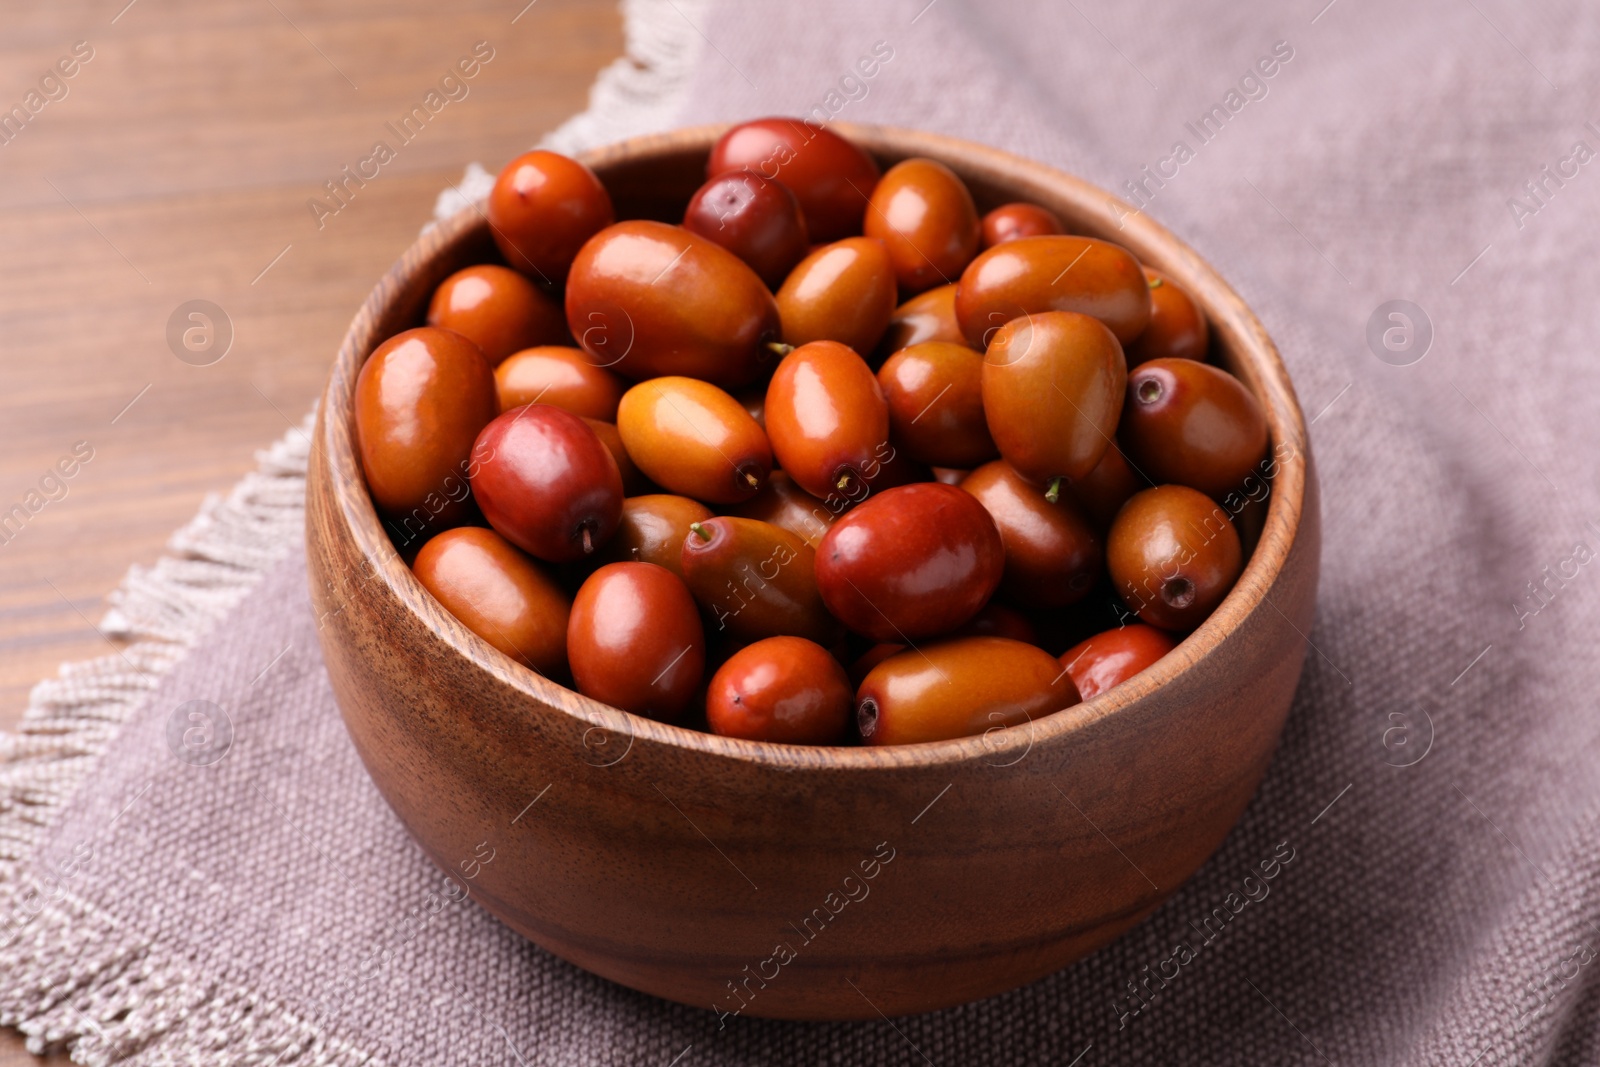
0,6,620,1060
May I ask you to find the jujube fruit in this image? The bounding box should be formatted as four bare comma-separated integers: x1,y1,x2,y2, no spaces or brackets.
487,149,613,281
1106,484,1241,631
617,376,771,504
955,234,1152,348
982,310,1127,492
1060,624,1177,700
961,460,1102,608
683,169,809,288
596,494,712,578
705,636,852,744
1119,357,1268,500
681,516,839,646
775,237,897,355
355,326,497,528
879,283,965,354
567,561,704,720
708,117,881,243
469,404,623,563
565,220,780,387
980,202,1063,247
765,340,890,499
495,346,626,420
878,341,996,468
856,636,1079,746
1124,268,1208,366
815,482,1003,641
412,527,571,678
864,157,981,294
426,264,566,365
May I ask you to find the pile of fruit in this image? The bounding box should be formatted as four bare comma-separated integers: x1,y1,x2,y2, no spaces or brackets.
353,117,1273,748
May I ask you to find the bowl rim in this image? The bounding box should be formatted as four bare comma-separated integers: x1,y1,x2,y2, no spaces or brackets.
319,121,1311,771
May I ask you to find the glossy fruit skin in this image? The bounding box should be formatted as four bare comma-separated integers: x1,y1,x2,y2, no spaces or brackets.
955,235,1152,348
775,238,897,355
469,404,623,563
596,494,711,578
681,517,839,646
952,602,1039,644
705,636,852,744
1107,485,1242,631
765,341,891,499
581,418,653,496
982,311,1127,485
1121,358,1268,499
565,220,781,388
932,466,968,485
495,346,626,420
487,150,614,281
617,377,771,504
683,170,809,289
961,460,1102,609
980,202,1063,248
426,265,567,366
816,482,1004,642
567,562,704,721
708,118,881,243
878,341,996,468
1125,268,1208,366
1066,443,1144,529
864,158,981,294
880,283,965,355
355,327,498,527
1060,624,1177,701
726,470,835,548
856,636,1079,746
412,527,571,678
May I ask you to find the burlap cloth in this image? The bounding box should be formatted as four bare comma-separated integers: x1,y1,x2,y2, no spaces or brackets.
5,0,1599,1062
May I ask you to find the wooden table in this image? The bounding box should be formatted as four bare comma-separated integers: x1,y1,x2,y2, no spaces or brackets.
0,2,620,1061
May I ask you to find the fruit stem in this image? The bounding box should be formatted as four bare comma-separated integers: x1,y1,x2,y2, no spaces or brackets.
766,341,795,357
689,522,711,542
1045,476,1063,504
580,525,595,555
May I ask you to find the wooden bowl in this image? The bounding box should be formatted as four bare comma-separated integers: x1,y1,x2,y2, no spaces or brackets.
306,123,1320,1021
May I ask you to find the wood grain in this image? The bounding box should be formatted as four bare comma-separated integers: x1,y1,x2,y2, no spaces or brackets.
0,2,621,1061
305,124,1321,1020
